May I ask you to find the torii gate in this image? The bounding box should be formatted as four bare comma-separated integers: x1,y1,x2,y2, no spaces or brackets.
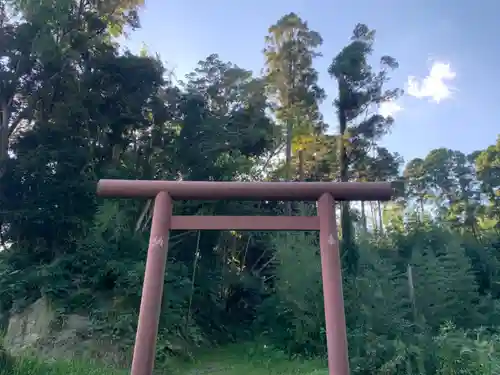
96,179,394,375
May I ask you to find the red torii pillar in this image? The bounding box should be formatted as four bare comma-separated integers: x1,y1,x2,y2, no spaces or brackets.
96,180,394,375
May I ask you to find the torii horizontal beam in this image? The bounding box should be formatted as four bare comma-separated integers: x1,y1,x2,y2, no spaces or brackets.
97,179,395,201
170,215,319,230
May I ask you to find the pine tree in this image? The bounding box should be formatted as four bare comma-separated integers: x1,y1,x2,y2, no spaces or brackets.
411,234,481,331
435,240,482,329
263,13,325,181
328,24,402,274
355,244,412,338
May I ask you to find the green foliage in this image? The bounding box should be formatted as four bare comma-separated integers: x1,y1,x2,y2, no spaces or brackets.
2,355,126,375
434,323,500,375
2,344,329,375
260,225,500,374
257,231,325,355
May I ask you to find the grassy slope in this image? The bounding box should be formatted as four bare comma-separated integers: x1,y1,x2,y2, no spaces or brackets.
3,344,328,375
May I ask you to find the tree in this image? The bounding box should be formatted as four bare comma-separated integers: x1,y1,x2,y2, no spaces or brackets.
405,148,482,233
0,16,39,162
179,54,277,180
0,31,167,293
263,13,325,181
7,0,143,37
0,0,144,163
410,233,481,330
404,158,431,220
476,136,500,228
352,146,403,233
328,23,402,273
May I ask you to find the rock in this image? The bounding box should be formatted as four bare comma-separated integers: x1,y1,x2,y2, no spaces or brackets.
2,296,127,365
2,296,93,358
3,296,55,355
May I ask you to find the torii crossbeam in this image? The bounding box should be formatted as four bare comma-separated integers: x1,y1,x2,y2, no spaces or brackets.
96,179,395,375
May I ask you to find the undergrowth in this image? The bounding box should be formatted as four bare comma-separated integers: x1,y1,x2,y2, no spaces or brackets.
0,344,327,375
1,357,126,375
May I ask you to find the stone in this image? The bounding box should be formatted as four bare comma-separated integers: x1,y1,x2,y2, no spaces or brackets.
3,296,54,355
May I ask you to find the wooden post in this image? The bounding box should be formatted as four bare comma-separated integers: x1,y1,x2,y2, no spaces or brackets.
317,193,350,375
130,191,172,375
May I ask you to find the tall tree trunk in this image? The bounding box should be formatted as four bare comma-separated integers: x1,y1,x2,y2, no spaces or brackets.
338,78,357,274
298,149,304,181
419,198,425,222
0,101,10,163
285,119,292,180
112,144,122,163
377,201,384,235
407,264,417,321
361,201,367,233
370,201,376,231
285,58,295,215
284,57,294,182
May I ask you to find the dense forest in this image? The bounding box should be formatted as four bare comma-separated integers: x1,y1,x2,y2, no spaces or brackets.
1,1,500,374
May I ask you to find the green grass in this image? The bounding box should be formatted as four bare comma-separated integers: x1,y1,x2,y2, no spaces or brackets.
2,357,126,375
2,344,327,375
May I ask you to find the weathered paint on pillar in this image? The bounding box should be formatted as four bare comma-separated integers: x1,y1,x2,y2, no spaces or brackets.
130,191,172,375
317,193,350,375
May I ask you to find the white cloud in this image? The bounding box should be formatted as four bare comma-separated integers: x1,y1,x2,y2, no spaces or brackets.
407,62,456,103
379,101,403,118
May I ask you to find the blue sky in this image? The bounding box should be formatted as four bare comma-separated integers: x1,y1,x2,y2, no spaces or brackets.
123,0,499,164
